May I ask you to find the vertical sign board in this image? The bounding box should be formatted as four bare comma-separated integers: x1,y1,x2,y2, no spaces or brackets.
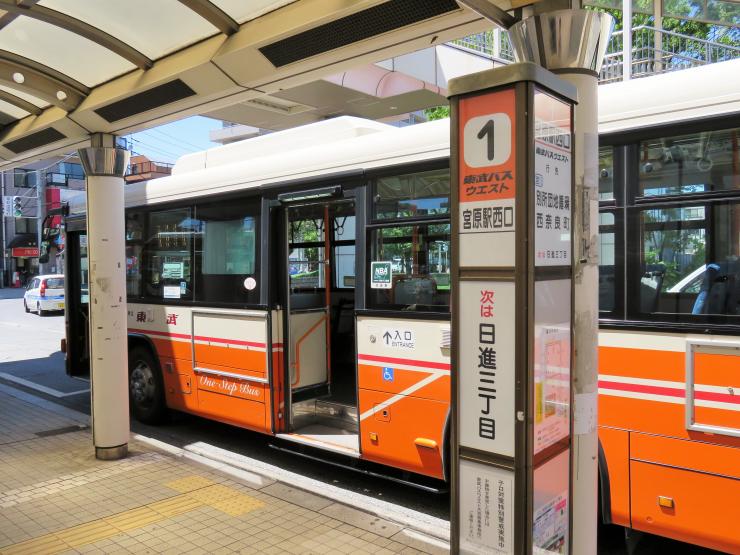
450,64,576,555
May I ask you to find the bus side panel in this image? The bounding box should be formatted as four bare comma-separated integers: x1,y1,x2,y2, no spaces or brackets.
355,316,450,479
127,304,273,434
271,309,285,434
598,426,630,528
358,389,447,478
598,337,740,449
630,457,740,553
160,355,198,412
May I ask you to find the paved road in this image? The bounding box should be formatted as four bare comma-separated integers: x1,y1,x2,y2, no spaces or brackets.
0,287,720,554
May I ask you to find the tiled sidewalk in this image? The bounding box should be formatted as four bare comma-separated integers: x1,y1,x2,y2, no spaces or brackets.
0,388,446,554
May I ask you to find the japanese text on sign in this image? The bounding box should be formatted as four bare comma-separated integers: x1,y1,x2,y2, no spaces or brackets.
459,281,516,457
459,459,514,554
533,89,572,267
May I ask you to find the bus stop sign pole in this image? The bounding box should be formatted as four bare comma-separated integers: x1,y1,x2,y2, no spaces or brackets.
449,63,577,553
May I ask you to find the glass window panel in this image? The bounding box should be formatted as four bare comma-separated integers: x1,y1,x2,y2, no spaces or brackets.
79,234,88,304
193,199,260,304
637,201,740,317
145,208,194,300
599,211,616,313
706,0,740,25
0,17,135,87
212,0,297,23
664,0,705,19
369,223,451,312
638,127,740,196
599,146,615,200
333,215,355,289
0,85,49,108
39,0,219,60
289,216,325,291
583,0,622,9
633,0,654,14
374,169,450,220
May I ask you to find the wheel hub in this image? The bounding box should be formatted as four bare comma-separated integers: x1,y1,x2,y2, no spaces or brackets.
130,361,155,404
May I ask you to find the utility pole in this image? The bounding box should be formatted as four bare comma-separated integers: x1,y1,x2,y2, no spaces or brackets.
36,170,45,275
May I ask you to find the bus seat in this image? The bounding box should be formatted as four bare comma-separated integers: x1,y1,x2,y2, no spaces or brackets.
691,263,722,315
640,265,665,313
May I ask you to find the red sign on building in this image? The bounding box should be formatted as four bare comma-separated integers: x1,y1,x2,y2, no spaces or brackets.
11,247,39,258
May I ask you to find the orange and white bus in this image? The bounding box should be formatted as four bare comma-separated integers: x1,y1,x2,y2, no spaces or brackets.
62,60,740,551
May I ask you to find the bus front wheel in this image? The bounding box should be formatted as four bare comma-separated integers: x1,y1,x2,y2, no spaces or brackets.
128,346,167,424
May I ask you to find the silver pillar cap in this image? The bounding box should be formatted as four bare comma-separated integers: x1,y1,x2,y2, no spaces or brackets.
509,9,614,74
78,145,130,178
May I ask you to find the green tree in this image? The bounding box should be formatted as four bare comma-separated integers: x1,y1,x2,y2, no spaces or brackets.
424,105,450,121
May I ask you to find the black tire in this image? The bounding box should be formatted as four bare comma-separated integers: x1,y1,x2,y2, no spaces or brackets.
36,302,45,316
23,300,29,313
128,346,167,424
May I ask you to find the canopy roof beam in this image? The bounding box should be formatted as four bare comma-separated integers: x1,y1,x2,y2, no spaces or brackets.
0,0,153,70
178,0,239,36
0,88,41,115
0,50,89,110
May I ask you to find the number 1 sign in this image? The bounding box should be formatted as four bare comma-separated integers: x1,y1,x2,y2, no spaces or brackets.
458,88,517,268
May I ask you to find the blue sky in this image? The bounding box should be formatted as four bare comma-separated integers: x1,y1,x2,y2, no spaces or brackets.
126,116,223,164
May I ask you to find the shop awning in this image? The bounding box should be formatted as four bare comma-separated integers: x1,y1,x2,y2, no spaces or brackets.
7,233,36,249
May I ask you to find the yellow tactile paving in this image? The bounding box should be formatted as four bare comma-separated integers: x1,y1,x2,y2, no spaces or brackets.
164,474,216,493
184,483,237,503
56,520,119,547
147,493,203,517
103,506,162,531
210,494,265,517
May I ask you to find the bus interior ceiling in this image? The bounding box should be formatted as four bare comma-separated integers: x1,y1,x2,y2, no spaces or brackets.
286,200,359,449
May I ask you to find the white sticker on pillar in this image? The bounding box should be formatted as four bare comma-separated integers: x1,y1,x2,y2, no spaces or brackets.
459,459,514,554
533,88,572,267
458,280,516,458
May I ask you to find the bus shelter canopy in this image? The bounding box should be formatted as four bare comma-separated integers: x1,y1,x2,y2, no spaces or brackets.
0,0,524,169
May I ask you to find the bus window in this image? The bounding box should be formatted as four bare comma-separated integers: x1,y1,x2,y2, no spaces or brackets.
599,212,616,313
368,223,451,312
193,198,260,304
289,214,325,291
637,201,740,318
599,146,615,200
638,127,740,197
333,215,355,289
145,208,194,301
374,168,450,219
126,212,144,297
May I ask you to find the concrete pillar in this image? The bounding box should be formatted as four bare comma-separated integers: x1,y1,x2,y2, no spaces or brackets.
509,9,612,554
78,134,131,461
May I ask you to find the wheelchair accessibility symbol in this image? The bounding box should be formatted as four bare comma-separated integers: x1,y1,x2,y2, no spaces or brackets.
382,367,394,382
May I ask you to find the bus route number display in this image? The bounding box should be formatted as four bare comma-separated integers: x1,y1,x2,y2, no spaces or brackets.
458,87,516,268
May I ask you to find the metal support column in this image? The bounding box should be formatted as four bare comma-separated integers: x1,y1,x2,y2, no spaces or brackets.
623,0,632,80
78,133,131,461
509,9,612,554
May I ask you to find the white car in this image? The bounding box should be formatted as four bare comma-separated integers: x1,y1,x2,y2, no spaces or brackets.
23,274,65,315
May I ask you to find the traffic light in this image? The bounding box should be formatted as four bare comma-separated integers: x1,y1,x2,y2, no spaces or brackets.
12,196,22,218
